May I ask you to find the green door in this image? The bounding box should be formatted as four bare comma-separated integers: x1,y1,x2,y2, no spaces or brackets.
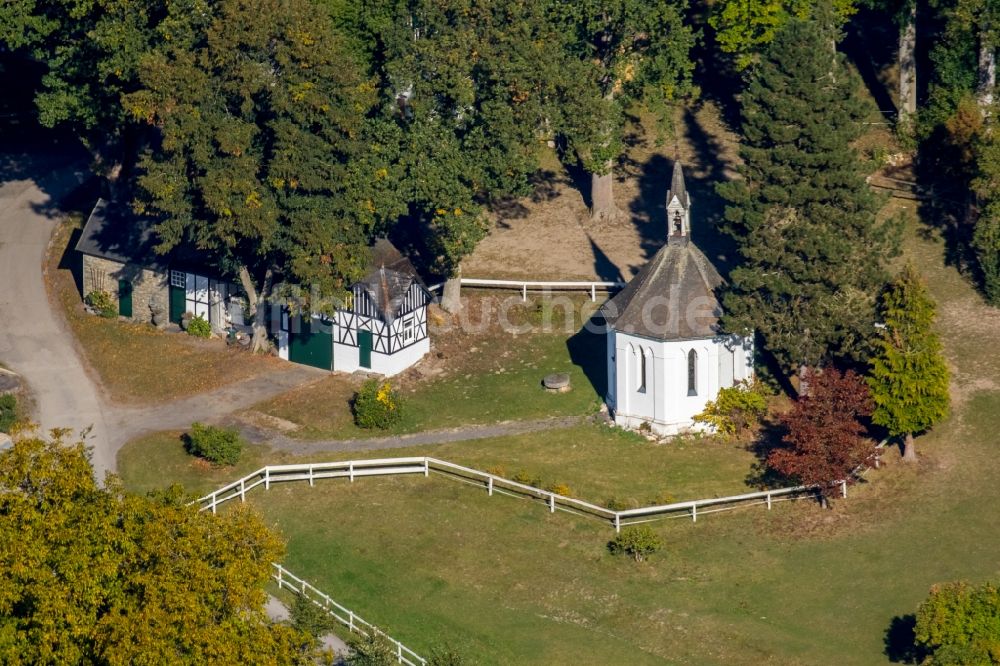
117,279,133,318
169,284,186,324
358,329,372,369
289,317,333,370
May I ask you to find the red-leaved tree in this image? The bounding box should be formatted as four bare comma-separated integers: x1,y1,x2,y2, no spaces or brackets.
767,368,876,505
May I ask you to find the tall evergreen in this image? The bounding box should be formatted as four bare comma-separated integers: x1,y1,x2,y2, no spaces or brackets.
868,265,951,461
718,13,900,374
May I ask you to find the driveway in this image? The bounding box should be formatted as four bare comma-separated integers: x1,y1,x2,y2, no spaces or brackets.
0,146,323,479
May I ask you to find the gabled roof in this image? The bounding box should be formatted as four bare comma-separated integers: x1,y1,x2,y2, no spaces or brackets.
75,198,164,268
666,160,689,208
354,238,429,320
600,242,723,340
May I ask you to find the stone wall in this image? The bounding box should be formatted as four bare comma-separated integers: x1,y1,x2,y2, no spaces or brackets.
81,254,169,325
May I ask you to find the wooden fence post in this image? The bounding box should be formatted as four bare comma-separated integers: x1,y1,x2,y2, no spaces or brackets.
265,468,270,490
309,465,314,487
590,284,596,301
521,284,527,301
841,480,848,499
240,479,246,502
348,611,355,632
210,494,217,514
487,477,493,496
691,504,697,522
424,459,429,477
349,462,354,483
614,514,621,533
766,492,771,510
549,493,555,513
276,565,283,590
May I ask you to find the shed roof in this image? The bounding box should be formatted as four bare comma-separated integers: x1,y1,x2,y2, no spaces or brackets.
75,198,164,268
354,238,429,319
600,242,723,341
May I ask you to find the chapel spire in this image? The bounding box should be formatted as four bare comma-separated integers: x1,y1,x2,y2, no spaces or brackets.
666,160,691,245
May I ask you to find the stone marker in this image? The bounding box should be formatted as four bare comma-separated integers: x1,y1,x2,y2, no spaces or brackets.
543,372,571,393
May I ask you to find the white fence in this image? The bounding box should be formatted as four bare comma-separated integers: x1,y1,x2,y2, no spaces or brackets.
194,455,858,532
427,278,625,301
273,563,425,666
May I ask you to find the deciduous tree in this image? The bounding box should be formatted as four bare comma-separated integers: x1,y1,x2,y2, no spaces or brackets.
915,580,1000,664
719,15,900,374
867,265,950,461
0,435,309,663
767,368,876,504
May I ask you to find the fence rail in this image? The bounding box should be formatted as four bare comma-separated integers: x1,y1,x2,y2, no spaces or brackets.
194,454,869,531
427,277,625,301
273,563,425,665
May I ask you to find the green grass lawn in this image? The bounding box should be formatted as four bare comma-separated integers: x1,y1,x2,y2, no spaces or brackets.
118,423,757,503
251,322,606,440
118,212,1000,664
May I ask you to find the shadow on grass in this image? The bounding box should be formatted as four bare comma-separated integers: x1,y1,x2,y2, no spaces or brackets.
884,614,924,664
566,315,607,400
744,417,790,490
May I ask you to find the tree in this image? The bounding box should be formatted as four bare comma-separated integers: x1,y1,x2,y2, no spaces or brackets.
551,0,696,219
0,435,309,663
915,581,1000,664
767,368,876,504
607,526,663,562
129,0,382,351
973,118,1000,303
347,630,398,666
718,14,900,375
867,265,950,462
710,0,858,69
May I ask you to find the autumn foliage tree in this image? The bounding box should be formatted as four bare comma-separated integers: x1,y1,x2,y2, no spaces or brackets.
915,580,1000,664
767,368,876,504
0,436,309,664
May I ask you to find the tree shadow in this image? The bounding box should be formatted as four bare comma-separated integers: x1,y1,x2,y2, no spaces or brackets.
744,416,790,489
556,137,592,211
566,313,607,400
628,152,670,261
682,107,739,278
884,614,924,664
686,1,743,131
841,9,898,121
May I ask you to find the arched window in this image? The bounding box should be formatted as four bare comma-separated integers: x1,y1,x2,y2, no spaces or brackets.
638,348,647,393
687,349,697,396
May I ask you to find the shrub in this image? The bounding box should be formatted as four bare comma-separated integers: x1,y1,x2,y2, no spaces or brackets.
85,290,117,318
511,469,542,488
694,378,769,437
290,594,336,640
186,315,212,338
545,482,573,497
185,422,244,466
0,394,17,433
428,645,467,666
604,497,639,511
608,526,663,562
347,630,397,666
353,380,403,430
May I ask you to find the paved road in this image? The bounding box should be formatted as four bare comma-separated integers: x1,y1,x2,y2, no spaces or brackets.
0,153,115,471
0,147,323,478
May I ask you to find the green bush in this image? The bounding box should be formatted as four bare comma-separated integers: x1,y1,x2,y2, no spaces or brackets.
289,594,336,640
353,380,403,429
511,469,542,488
545,482,573,497
0,394,17,433
608,526,663,562
604,497,639,511
85,290,117,318
428,645,467,666
347,630,397,665
184,422,244,466
186,315,212,338
694,378,769,437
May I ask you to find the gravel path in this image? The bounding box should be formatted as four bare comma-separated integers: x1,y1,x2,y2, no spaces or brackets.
234,414,587,456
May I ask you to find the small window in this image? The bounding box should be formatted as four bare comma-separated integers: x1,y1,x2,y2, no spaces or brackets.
169,270,185,288
687,349,697,396
637,348,647,393
402,316,416,344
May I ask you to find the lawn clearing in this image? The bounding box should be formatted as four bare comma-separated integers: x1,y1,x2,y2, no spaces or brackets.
249,297,607,440
47,217,282,404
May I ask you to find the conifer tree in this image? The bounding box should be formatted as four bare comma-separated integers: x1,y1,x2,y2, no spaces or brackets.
718,14,900,375
867,265,951,462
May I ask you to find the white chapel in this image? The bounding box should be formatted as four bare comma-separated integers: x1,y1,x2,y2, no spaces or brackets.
601,162,754,436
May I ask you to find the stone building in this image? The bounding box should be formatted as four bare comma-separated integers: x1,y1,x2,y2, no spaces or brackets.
601,162,754,436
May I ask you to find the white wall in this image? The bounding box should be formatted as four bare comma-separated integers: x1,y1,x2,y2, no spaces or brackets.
610,331,753,436
333,338,428,377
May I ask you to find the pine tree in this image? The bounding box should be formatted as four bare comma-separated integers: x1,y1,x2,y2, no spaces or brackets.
867,265,950,462
718,14,900,375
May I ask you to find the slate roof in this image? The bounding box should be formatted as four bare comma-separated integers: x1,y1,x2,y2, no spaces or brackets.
666,160,689,208
75,198,164,268
600,242,724,341
354,238,429,320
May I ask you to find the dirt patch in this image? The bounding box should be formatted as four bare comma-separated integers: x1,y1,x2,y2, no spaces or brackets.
464,102,741,282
